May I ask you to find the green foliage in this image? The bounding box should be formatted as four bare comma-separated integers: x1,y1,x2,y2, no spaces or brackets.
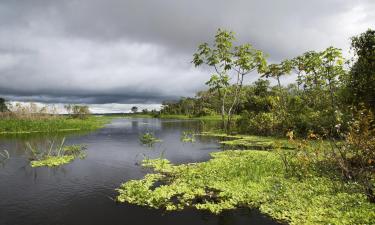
27,138,87,167
180,131,195,143
161,28,374,139
238,111,282,136
30,155,75,167
346,29,375,110
329,107,375,202
0,116,108,134
192,28,267,131
117,149,375,224
139,132,161,147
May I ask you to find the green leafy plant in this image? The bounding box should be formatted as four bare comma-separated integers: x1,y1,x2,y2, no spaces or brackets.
180,131,196,143
26,138,87,167
139,132,161,147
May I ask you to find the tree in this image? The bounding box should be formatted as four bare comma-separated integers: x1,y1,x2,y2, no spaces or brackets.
131,106,138,113
71,105,90,119
0,98,9,112
261,60,293,131
320,47,345,112
293,51,324,91
347,29,375,110
262,59,293,89
192,28,267,131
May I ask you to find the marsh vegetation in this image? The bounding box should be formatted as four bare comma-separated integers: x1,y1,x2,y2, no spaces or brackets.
116,28,375,224
0,102,108,134
26,137,87,167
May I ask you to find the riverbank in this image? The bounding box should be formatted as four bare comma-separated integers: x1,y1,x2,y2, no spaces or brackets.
111,113,225,121
117,134,375,225
0,116,109,134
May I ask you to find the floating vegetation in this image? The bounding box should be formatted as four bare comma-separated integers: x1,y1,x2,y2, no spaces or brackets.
180,131,195,143
30,155,75,167
199,132,294,150
116,150,375,225
139,132,161,147
26,137,87,167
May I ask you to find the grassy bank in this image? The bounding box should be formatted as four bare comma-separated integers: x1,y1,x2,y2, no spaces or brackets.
0,116,109,134
117,134,374,225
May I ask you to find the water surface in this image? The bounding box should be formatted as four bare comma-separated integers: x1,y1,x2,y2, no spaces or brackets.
0,118,279,225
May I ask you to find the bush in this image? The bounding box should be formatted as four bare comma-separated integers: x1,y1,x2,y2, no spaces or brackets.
237,111,282,136
330,107,375,202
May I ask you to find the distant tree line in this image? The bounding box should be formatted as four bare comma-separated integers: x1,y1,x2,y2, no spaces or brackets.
64,104,91,119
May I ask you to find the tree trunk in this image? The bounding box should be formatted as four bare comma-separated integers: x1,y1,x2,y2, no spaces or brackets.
227,74,244,133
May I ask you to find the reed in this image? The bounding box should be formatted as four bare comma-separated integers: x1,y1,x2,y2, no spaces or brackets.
26,138,87,167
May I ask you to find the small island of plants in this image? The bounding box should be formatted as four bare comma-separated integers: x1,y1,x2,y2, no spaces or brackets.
27,138,87,167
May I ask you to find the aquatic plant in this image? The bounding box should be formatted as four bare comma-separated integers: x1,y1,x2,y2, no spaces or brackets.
199,132,294,150
139,132,161,147
180,131,195,143
26,138,87,167
117,149,375,225
30,155,75,167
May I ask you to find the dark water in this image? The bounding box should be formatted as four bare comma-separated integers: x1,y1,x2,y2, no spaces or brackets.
0,118,279,225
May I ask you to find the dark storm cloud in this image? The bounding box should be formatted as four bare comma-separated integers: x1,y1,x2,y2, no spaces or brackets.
0,0,374,107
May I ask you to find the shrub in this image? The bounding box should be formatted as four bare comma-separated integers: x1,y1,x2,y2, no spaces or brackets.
237,111,282,136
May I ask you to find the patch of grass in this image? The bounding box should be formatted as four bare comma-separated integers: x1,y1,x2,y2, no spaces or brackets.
116,150,375,224
0,116,109,134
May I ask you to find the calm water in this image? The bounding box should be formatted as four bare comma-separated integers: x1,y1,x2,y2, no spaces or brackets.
0,118,279,225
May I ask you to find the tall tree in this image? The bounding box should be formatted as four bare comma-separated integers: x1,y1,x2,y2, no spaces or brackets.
320,46,345,112
192,28,267,131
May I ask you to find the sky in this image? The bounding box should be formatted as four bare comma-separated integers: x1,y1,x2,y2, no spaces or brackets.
0,0,374,113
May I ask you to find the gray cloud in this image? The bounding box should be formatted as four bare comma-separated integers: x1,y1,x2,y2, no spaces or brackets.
0,0,374,111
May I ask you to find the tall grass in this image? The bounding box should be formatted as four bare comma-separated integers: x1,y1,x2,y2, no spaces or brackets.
0,116,108,134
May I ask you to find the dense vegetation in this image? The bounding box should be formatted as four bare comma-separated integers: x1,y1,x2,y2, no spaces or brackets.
117,150,374,225
0,102,108,134
118,28,375,224
161,29,375,138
